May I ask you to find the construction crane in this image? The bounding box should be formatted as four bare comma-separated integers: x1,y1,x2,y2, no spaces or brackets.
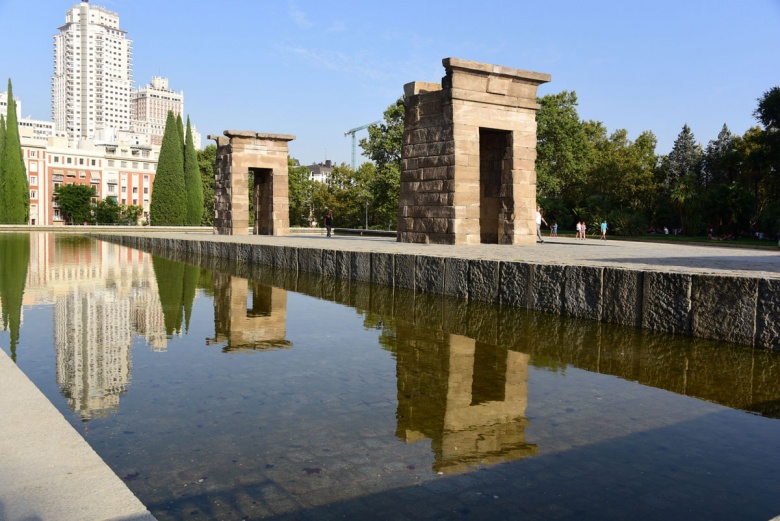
344,121,381,170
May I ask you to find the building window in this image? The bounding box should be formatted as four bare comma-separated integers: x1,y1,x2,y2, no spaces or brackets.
66,157,72,164
121,186,127,193
54,156,60,163
143,187,148,194
108,184,116,194
121,161,127,168
107,160,114,167
29,176,37,185
79,158,84,165
30,190,37,199
91,159,97,166
132,187,138,194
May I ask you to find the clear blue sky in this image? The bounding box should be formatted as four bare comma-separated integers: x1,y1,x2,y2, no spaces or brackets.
1,0,778,165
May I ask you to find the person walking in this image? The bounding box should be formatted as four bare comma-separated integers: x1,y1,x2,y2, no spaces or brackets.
582,221,587,239
551,222,558,237
324,209,333,238
536,206,547,243
575,221,582,240
600,219,608,240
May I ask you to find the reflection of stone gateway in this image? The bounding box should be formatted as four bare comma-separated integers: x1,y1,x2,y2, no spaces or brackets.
209,272,292,352
209,131,295,236
395,329,537,474
399,58,550,245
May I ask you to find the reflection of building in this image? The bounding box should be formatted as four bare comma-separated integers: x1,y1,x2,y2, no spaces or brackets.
210,273,291,352
21,234,169,419
394,329,537,474
55,289,131,420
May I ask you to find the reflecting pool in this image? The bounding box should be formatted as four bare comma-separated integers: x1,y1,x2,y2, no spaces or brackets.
2,233,780,520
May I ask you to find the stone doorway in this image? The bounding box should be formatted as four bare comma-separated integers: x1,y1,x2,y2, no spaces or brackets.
479,128,513,244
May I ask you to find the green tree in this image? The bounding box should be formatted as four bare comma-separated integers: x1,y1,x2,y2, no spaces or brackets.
360,97,404,167
198,145,216,226
94,197,121,224
0,233,30,362
288,157,314,227
0,79,29,224
176,113,185,150
703,124,738,187
754,86,780,131
0,114,6,217
54,184,96,225
536,91,592,201
359,97,404,229
659,124,703,189
150,111,187,225
184,116,204,225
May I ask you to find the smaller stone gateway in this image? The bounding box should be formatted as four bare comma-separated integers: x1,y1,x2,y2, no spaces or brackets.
209,130,295,236
399,58,551,245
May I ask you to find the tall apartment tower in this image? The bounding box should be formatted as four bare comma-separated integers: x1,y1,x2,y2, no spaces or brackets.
52,1,133,142
131,77,184,147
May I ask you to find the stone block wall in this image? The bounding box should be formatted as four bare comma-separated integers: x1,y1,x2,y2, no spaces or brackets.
399,58,550,245
91,234,780,350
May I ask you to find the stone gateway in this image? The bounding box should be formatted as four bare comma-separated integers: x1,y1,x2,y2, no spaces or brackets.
398,58,550,245
209,131,295,236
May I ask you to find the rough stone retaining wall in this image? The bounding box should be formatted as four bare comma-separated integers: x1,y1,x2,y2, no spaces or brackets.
91,234,780,350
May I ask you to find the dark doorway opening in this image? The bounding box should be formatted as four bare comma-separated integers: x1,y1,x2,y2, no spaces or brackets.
479,128,513,244
250,168,273,235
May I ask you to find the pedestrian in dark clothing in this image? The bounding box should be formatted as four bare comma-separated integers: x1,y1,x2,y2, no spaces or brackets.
325,210,333,238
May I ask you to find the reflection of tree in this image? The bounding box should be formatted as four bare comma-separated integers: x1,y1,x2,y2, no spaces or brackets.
182,263,199,332
0,234,30,362
152,256,200,336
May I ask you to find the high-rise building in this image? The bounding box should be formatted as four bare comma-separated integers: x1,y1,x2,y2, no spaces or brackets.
52,1,133,142
131,77,183,147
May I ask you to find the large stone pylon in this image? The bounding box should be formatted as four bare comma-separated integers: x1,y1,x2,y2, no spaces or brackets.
398,58,550,245
209,131,295,236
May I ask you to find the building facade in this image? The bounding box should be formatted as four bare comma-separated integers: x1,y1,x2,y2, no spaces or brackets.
52,1,134,141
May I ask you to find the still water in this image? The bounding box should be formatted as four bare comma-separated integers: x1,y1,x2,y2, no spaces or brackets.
1,233,780,520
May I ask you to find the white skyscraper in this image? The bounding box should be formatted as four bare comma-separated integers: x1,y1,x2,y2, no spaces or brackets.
52,1,133,142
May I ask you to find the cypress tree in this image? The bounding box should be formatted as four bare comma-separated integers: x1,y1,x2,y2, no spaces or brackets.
0,114,6,222
150,111,186,225
1,79,29,224
184,116,204,225
176,113,184,151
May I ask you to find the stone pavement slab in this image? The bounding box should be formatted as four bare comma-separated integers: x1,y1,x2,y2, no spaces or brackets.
0,348,155,521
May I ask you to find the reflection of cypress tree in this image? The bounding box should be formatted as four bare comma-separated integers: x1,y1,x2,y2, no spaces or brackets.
0,234,30,362
182,263,200,333
152,256,185,336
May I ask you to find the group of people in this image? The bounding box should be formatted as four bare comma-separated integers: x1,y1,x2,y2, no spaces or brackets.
536,206,608,243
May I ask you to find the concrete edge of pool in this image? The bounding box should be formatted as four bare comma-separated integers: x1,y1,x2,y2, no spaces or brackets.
0,348,157,521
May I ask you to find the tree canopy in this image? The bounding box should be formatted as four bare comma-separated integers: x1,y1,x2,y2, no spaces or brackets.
54,183,97,225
